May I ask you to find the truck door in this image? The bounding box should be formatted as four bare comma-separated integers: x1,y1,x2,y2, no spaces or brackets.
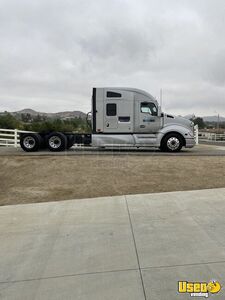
104,102,118,130
138,101,162,133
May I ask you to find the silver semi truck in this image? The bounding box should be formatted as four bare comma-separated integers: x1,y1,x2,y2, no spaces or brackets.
20,87,195,152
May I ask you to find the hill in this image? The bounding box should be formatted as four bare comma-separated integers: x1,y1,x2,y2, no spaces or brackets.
11,109,86,120
184,114,225,122
202,115,225,122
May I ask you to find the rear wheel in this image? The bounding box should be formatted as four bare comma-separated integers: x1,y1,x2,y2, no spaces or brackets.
47,132,67,151
160,133,183,152
20,133,43,152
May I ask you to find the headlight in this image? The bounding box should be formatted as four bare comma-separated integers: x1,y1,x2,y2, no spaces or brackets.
188,130,194,137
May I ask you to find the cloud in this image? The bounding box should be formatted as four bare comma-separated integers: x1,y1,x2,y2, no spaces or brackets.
0,0,224,116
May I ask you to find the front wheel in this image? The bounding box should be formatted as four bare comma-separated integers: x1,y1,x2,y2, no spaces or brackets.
160,133,183,152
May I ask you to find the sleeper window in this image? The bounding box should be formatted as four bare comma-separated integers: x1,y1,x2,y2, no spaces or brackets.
106,103,117,116
107,91,122,98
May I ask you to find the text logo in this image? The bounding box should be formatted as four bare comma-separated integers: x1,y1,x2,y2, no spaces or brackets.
178,280,221,298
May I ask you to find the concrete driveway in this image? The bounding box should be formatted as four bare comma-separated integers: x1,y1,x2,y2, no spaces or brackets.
0,188,225,299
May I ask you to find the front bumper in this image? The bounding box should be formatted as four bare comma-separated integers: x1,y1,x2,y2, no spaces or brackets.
185,137,196,148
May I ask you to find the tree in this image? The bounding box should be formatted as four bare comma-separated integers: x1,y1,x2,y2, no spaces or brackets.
192,117,206,129
21,113,32,122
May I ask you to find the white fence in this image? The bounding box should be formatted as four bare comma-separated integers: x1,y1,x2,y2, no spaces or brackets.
213,134,225,141
0,128,34,148
204,133,225,141
198,131,225,142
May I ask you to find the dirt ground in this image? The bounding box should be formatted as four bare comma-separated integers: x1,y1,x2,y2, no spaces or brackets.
0,154,225,206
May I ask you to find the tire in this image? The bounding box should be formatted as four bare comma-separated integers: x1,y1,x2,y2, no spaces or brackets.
160,133,183,152
46,132,67,152
20,133,43,152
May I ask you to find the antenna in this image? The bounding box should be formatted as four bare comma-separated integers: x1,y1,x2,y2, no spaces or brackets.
160,88,162,108
217,113,220,133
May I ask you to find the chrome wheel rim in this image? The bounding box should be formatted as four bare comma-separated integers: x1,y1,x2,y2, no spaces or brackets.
49,136,61,149
167,137,180,151
23,136,35,149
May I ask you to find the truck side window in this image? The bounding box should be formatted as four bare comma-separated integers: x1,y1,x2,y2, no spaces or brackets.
107,91,121,98
106,103,117,116
141,102,157,116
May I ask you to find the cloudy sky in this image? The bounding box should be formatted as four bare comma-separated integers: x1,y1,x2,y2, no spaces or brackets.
0,0,225,116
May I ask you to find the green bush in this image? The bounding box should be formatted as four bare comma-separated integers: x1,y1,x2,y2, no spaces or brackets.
23,118,90,133
0,112,90,133
0,113,22,129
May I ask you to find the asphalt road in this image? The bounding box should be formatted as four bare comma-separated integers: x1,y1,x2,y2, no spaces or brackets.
0,143,225,156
